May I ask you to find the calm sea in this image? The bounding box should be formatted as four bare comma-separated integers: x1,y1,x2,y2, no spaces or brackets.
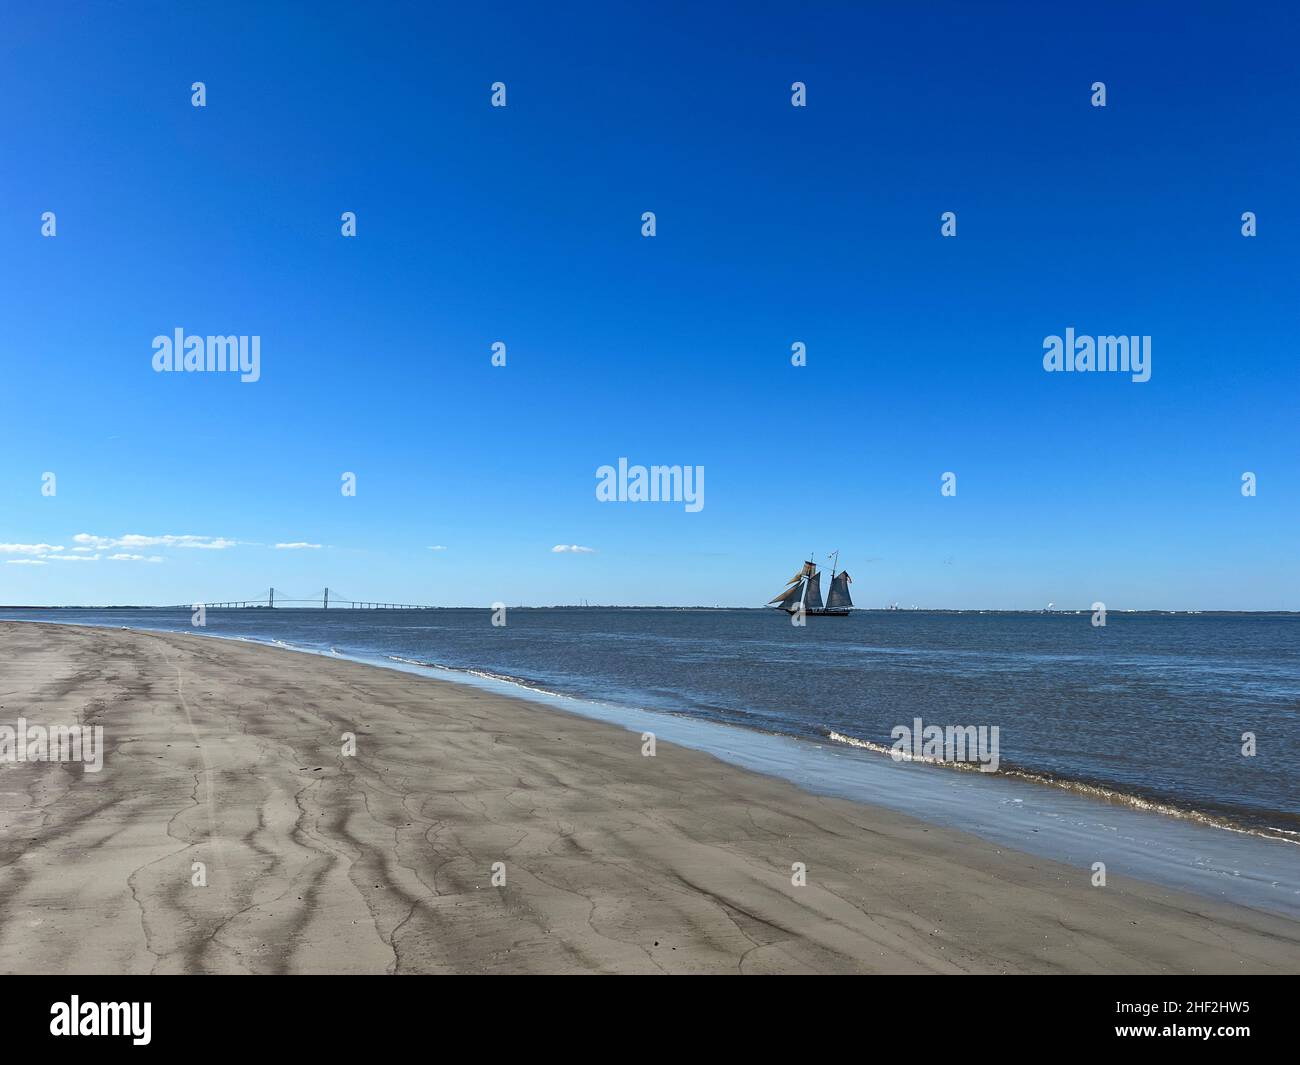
3,607,1296,841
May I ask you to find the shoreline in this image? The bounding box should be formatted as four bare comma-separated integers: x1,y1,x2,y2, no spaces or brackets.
7,611,1296,853
1,621,1298,973
6,615,1300,918
6,616,1300,918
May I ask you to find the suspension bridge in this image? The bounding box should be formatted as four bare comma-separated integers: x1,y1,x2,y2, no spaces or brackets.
181,588,433,610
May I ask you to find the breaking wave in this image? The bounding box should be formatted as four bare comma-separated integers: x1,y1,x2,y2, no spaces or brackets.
828,730,1300,846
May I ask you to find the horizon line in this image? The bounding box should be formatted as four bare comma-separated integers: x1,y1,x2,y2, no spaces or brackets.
1,605,1296,616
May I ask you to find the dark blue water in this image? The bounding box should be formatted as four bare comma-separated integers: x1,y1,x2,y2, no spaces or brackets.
4,607,1296,839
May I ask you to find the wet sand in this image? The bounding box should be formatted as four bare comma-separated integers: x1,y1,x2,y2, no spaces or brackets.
0,622,1296,974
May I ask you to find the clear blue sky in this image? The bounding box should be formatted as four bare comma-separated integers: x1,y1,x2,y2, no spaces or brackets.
1,2,1296,609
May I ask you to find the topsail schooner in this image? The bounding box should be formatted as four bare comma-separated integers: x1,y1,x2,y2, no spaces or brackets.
768,553,853,616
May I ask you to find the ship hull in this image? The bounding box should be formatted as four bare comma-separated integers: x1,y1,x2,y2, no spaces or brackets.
780,607,850,617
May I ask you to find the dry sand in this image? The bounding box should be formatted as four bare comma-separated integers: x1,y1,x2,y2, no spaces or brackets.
0,621,1296,974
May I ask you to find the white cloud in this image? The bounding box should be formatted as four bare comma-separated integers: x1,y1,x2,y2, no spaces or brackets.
551,544,596,554
274,542,322,550
427,545,447,551
0,543,63,555
45,553,100,562
5,559,47,566
108,553,164,563
74,533,237,550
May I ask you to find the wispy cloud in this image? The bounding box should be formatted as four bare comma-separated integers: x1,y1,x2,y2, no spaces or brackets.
74,533,237,550
427,545,448,551
0,543,63,555
2,544,162,564
274,542,321,550
551,544,596,554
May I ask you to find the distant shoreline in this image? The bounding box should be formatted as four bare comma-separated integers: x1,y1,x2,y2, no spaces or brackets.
2,605,1297,616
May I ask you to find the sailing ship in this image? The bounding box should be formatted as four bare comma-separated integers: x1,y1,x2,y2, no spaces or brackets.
768,552,853,616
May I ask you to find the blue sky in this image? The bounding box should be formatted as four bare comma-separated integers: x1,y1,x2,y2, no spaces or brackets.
1,2,1296,609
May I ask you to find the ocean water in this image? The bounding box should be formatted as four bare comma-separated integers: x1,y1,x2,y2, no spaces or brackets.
3,607,1299,916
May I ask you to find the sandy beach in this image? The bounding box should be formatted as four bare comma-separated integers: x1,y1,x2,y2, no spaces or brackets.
0,621,1296,975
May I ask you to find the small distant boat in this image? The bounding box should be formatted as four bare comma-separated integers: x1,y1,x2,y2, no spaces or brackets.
768,552,853,616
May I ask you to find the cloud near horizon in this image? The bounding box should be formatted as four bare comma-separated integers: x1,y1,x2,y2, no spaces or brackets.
274,542,322,550
551,544,596,554
74,533,238,550
4,535,243,566
0,543,64,555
